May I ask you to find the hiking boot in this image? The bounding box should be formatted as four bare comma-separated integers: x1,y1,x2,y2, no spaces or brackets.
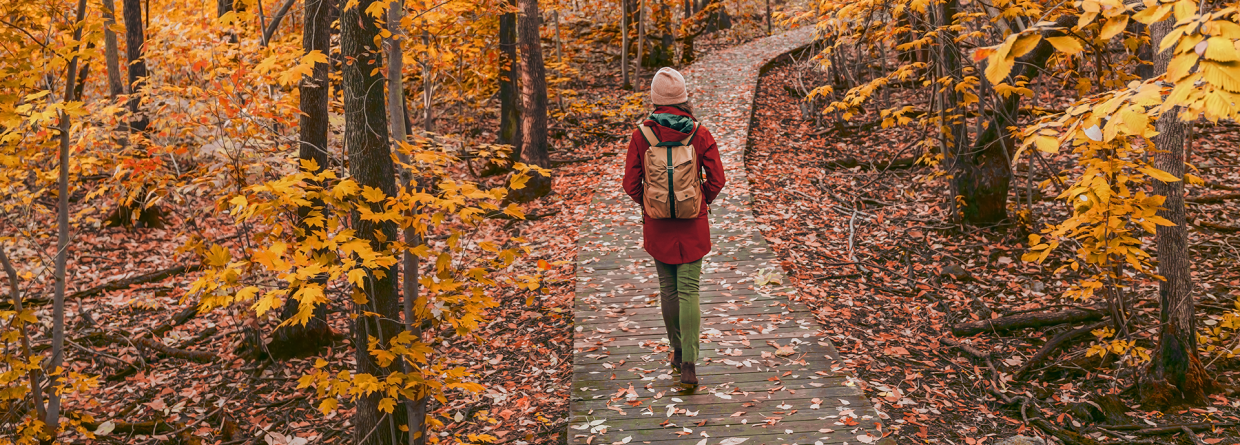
671,349,683,372
680,363,698,386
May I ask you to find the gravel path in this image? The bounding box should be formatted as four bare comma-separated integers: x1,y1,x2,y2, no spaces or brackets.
569,27,890,445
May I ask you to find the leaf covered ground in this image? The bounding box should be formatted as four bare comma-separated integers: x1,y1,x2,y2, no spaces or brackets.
744,59,1240,444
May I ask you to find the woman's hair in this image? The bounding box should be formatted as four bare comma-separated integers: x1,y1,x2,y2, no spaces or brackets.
665,99,693,115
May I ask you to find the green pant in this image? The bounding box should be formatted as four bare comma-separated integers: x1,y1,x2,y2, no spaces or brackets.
655,258,702,363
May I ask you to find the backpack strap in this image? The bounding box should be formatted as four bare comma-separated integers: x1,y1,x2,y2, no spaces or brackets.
638,123,660,147
678,122,699,147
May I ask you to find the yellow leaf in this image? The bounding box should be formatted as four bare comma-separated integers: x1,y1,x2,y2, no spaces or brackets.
1140,166,1181,182
362,186,386,203
348,268,368,288
509,173,530,190
1035,135,1061,153
206,244,231,267
1132,4,1170,25
229,195,247,216
1203,37,1240,62
1047,36,1084,55
332,179,360,200
985,52,1016,84
1165,53,1197,83
1119,113,1150,141
302,49,329,66
217,10,238,26
319,398,339,415
300,158,321,173
1009,33,1042,59
1172,0,1197,22
378,398,397,413
1099,16,1128,41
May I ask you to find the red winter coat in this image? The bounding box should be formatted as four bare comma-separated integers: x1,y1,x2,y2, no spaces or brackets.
622,106,726,265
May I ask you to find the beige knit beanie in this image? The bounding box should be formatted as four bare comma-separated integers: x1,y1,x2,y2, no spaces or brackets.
650,67,688,105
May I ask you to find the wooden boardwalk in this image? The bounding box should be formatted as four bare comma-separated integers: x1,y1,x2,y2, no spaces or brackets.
569,28,889,445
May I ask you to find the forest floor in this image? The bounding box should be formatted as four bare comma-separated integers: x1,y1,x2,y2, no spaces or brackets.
0,30,776,445
743,59,1240,444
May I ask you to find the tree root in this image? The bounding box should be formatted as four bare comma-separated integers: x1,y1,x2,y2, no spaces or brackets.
1015,321,1107,379
941,337,992,360
1029,417,1103,445
952,307,1103,337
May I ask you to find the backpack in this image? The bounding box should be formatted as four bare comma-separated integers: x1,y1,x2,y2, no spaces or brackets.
638,120,702,219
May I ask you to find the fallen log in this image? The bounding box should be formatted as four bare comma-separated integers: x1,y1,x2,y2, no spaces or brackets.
1195,221,1240,233
81,419,176,435
1014,321,1106,379
0,264,203,310
952,307,1104,337
1187,192,1240,204
101,332,216,363
151,304,200,338
821,156,919,170
1106,421,1239,435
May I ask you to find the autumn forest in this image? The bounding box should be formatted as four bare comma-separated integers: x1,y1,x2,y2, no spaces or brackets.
1,0,1239,443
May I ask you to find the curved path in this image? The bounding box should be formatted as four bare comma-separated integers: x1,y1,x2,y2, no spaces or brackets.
569,28,888,445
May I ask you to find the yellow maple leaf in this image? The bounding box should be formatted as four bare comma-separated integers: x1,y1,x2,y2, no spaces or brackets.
361,186,387,203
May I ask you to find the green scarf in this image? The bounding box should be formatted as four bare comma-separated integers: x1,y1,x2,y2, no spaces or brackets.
648,113,695,134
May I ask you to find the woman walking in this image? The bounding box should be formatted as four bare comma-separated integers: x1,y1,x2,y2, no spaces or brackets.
622,67,726,385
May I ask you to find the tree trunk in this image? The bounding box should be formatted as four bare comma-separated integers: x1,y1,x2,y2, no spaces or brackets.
509,0,552,202
267,0,334,361
102,0,125,98
262,0,299,44
421,29,433,133
383,3,429,444
106,0,165,228
123,0,148,132
621,0,630,89
636,0,644,79
1137,24,1156,80
1138,18,1217,408
342,0,408,441
218,0,234,16
46,0,90,433
498,0,521,149
765,0,771,35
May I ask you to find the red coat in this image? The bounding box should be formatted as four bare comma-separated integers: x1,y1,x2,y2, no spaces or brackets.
622,106,726,265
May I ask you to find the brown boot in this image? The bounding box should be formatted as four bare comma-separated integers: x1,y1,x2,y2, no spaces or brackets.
680,363,698,386
671,349,683,373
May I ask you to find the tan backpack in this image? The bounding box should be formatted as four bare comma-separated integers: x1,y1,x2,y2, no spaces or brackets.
638,121,702,219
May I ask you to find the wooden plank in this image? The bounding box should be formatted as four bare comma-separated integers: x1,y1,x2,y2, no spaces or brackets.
567,420,885,445
572,385,864,411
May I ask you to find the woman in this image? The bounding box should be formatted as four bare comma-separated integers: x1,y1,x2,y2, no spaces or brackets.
622,67,726,385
